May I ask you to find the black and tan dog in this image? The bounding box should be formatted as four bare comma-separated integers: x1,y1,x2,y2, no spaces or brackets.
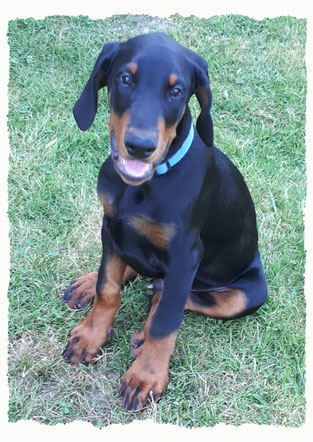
62,33,267,411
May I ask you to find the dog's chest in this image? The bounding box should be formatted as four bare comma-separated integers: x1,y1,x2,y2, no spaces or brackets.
99,185,174,276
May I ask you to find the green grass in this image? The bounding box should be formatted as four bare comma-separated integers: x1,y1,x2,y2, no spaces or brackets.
7,14,306,427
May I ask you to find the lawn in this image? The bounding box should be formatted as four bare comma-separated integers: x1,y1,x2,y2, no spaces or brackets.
7,14,306,427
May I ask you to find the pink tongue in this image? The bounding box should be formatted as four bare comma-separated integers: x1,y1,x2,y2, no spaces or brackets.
124,159,151,177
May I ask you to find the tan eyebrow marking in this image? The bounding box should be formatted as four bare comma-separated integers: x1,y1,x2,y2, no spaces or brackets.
129,62,137,75
169,73,178,86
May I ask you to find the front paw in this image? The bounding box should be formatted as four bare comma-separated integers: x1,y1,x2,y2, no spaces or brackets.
63,322,113,365
117,358,169,411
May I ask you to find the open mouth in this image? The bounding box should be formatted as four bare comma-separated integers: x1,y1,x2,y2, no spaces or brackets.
110,132,158,185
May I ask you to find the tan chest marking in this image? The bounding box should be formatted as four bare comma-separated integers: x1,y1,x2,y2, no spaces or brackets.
97,191,116,217
128,216,176,249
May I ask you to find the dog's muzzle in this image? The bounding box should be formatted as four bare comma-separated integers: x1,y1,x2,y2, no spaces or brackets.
110,132,156,185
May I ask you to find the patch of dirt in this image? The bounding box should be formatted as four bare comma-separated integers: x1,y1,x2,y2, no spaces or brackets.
8,332,126,425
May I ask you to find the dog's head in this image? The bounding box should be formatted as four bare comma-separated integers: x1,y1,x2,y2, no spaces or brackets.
73,33,214,185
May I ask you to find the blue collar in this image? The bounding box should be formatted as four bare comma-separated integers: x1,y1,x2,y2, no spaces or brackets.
156,123,194,175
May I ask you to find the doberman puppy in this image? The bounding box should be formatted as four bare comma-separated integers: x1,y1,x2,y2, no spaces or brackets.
62,33,267,411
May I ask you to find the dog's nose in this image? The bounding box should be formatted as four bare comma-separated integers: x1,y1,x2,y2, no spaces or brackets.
126,144,156,159
124,133,157,159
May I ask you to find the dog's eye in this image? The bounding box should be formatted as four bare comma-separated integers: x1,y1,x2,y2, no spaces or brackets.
170,87,182,97
120,74,132,86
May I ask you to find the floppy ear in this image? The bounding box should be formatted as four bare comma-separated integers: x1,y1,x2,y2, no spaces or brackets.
73,42,120,131
194,65,214,147
183,48,214,147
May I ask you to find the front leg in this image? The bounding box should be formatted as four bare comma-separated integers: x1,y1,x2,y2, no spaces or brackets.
118,242,201,411
63,223,126,365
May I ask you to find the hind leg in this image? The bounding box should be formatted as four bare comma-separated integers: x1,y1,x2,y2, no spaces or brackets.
62,266,137,310
130,286,256,358
185,287,260,319
130,253,267,358
186,253,267,320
